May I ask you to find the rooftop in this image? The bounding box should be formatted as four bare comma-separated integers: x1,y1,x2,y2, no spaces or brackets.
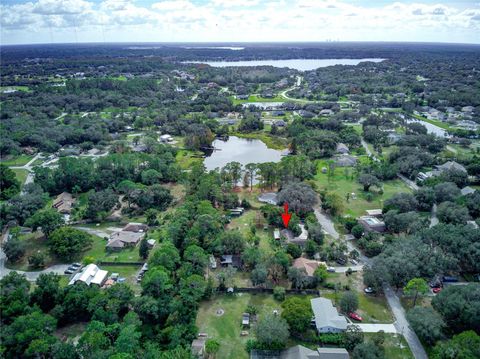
310,297,348,332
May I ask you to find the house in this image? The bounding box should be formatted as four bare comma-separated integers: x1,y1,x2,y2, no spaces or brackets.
336,143,349,154
68,264,108,286
122,222,148,232
159,134,174,143
365,209,383,218
311,297,348,333
147,239,156,248
387,133,402,144
435,161,467,174
293,257,327,277
281,224,309,247
461,106,474,114
220,255,242,268
209,255,217,269
106,231,145,251
236,94,249,100
461,186,476,196
275,120,286,127
52,192,75,214
251,345,350,359
258,192,278,205
358,216,386,233
320,109,334,116
334,154,357,167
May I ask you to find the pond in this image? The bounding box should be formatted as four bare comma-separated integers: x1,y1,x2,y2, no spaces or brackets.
184,58,385,71
405,118,449,137
203,136,284,171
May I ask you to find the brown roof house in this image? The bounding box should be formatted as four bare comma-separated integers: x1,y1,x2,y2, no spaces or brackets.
52,192,75,214
122,222,148,233
106,230,145,251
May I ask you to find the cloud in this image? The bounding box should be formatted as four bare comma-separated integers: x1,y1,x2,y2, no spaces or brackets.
0,0,479,44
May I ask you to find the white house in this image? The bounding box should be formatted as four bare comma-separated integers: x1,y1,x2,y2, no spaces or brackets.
68,264,108,286
311,297,348,333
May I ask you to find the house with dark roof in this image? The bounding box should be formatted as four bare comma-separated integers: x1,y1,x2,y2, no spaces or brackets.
336,143,349,154
334,154,357,167
52,192,75,214
435,161,467,174
358,216,386,233
251,345,349,359
106,231,145,251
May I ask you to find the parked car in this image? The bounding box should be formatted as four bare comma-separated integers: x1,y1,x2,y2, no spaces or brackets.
336,258,346,265
432,287,442,294
442,276,459,283
350,259,359,265
64,269,74,275
348,312,363,321
327,267,336,273
71,263,82,268
364,287,375,294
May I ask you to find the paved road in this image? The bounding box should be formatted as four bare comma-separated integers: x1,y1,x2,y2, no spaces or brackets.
0,229,70,281
398,173,419,191
384,285,428,359
313,205,428,359
361,139,380,162
334,265,363,273
314,207,339,240
75,226,112,238
355,323,398,333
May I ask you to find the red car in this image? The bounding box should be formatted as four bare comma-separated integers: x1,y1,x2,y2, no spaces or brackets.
432,287,442,294
348,312,363,321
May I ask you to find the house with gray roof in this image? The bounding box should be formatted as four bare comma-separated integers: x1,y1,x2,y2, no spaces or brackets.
311,297,348,333
461,186,476,196
258,192,278,205
336,143,349,154
435,161,467,174
251,345,349,359
334,154,357,167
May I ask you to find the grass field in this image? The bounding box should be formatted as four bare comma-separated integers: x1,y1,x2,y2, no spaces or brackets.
231,94,285,105
1,154,33,166
175,149,203,170
196,293,296,359
314,160,411,217
365,333,414,359
11,168,29,185
83,235,142,263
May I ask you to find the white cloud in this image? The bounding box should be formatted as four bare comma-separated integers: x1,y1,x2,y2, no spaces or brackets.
0,0,479,44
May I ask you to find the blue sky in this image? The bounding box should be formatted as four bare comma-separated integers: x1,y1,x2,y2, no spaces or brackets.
1,0,479,45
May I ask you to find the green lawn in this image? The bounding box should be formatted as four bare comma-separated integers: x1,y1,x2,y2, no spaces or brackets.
411,113,451,130
314,160,412,217
196,294,288,359
175,149,203,170
11,168,29,186
83,235,142,263
1,154,33,166
322,291,393,323
231,94,285,105
1,85,30,92
232,132,288,150
365,333,414,359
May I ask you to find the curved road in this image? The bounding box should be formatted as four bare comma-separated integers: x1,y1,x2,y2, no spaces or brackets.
313,206,428,359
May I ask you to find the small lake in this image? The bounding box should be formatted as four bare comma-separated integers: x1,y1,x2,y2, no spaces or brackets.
184,58,384,71
405,118,449,137
204,136,284,171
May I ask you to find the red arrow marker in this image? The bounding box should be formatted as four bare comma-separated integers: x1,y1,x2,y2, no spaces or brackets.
281,202,292,228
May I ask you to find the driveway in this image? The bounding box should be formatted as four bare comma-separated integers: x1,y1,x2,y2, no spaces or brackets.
384,285,428,359
354,323,398,333
314,207,339,240
397,173,419,191
334,265,364,273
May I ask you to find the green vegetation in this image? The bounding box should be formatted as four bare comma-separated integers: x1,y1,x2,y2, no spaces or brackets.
1,154,33,166
232,132,287,150
11,168,29,186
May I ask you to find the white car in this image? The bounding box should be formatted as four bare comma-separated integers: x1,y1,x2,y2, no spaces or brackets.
327,267,336,273
364,287,375,294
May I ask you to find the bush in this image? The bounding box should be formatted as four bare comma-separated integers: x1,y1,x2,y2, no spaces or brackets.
351,224,364,239
273,286,286,301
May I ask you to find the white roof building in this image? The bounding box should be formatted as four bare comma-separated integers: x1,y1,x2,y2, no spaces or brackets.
311,297,348,333
68,264,108,286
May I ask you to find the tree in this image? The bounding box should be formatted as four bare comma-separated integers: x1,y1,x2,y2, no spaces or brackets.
340,291,359,313
0,164,20,200
437,201,471,225
255,313,289,349
407,307,445,345
432,284,480,334
383,192,418,213
288,267,310,290
352,342,385,359
25,208,64,238
432,331,480,359
139,237,150,260
3,237,26,262
114,324,141,356
273,286,286,301
28,251,46,268
358,173,379,192
183,244,208,275
0,272,31,324
281,297,312,334
277,182,318,215
351,224,364,239
434,182,460,203
343,324,364,351
404,278,429,306
148,241,180,271
308,223,324,245
179,274,207,305
205,339,220,358
31,273,62,312
244,163,257,191
217,231,245,254
2,311,57,358
145,208,159,226
251,264,268,287
48,227,93,261
314,264,328,284
85,188,118,220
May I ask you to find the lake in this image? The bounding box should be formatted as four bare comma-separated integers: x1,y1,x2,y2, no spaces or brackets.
405,118,449,137
184,58,384,71
204,136,284,171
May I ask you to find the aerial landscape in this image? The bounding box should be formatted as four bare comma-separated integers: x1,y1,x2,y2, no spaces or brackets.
1,1,480,359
